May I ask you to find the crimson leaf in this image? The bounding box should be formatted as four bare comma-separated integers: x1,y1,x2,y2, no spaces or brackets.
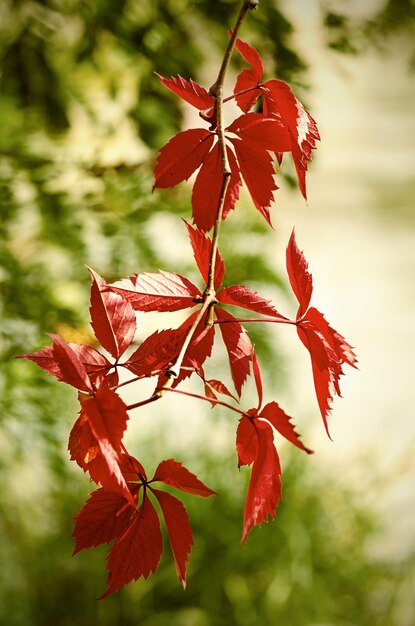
100,496,162,599
111,270,201,312
153,459,216,498
152,488,194,588
89,268,136,359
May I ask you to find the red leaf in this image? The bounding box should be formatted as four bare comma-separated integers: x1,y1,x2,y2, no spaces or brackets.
264,80,320,199
118,453,147,482
219,284,286,319
241,420,282,543
154,128,215,189
125,328,186,377
260,401,313,454
68,343,114,387
223,147,242,220
191,143,241,232
177,311,215,380
297,323,342,437
216,308,253,396
73,488,135,555
205,379,237,402
233,69,262,112
111,271,201,312
305,307,357,369
229,136,277,227
156,73,214,111
191,142,222,232
100,496,162,598
152,488,194,588
88,268,136,359
18,345,62,381
232,36,263,112
234,36,264,81
153,459,216,498
227,113,291,153
252,351,263,411
69,389,132,501
48,334,93,393
286,229,313,318
185,222,225,290
236,415,258,468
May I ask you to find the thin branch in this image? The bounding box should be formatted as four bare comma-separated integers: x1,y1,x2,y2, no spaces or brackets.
126,395,159,412
162,386,245,417
206,0,253,293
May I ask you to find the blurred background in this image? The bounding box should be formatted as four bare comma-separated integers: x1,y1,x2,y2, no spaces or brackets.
1,0,414,624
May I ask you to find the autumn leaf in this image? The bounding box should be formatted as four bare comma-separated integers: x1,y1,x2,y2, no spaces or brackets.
88,268,136,359
155,73,215,111
286,230,357,434
153,459,216,497
72,488,136,555
100,496,162,599
216,308,253,397
48,334,94,393
237,416,282,543
68,388,133,503
152,489,194,588
232,36,320,200
73,456,215,597
111,270,202,312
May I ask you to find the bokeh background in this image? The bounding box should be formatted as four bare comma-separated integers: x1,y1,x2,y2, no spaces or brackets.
1,0,414,624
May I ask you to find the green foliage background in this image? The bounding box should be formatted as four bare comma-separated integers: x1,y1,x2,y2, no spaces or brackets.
1,1,415,624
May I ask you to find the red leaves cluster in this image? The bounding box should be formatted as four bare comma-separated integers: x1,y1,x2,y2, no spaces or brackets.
73,458,215,598
154,36,319,231
19,32,356,600
111,222,285,396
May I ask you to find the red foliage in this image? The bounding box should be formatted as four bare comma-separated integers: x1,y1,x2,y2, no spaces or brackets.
19,27,356,599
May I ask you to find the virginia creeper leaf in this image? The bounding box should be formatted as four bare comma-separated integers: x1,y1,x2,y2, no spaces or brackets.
219,284,286,319
227,113,291,153
73,488,135,555
153,459,216,498
185,222,225,290
111,270,201,312
48,334,93,393
154,128,215,190
88,268,136,359
100,496,162,598
286,229,313,318
68,388,133,502
19,345,62,381
264,80,320,200
229,136,277,227
297,323,342,437
152,488,194,588
236,415,258,468
260,401,313,454
305,307,357,369
125,328,186,377
216,308,253,396
241,420,282,543
156,73,214,111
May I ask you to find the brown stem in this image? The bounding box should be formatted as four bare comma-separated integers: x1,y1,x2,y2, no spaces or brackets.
206,0,253,292
163,295,215,382
163,0,253,381
132,1,256,403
